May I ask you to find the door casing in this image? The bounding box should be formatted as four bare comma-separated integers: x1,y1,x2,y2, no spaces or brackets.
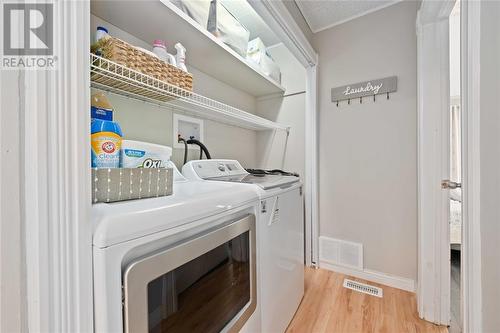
416,1,483,331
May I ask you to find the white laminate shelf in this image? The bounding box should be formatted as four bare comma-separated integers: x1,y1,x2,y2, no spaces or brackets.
90,0,286,97
90,54,290,132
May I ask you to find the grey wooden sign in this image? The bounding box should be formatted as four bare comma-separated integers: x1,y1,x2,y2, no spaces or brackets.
331,76,397,102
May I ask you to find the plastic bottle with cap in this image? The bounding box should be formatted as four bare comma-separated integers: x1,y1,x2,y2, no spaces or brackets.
91,92,114,121
91,119,123,168
152,40,177,67
95,26,109,43
89,93,123,168
175,43,188,72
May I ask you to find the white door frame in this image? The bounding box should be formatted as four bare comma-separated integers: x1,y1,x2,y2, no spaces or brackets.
416,0,483,331
305,65,319,266
460,1,482,331
19,1,93,331
0,57,25,333
249,0,320,266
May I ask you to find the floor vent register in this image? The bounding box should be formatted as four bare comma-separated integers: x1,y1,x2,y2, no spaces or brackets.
343,279,383,298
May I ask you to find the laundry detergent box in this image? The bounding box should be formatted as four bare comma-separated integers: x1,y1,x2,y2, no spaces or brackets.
121,140,172,168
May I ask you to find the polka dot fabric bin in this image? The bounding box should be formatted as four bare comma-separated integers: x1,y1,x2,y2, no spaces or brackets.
92,168,173,203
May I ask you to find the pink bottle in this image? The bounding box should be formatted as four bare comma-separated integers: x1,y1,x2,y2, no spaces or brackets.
152,40,176,66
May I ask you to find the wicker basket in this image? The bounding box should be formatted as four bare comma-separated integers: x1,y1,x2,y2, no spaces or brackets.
91,37,193,91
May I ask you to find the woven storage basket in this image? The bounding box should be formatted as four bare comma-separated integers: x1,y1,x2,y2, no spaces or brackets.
91,37,193,91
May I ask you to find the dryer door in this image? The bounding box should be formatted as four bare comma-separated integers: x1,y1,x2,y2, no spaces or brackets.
123,215,257,333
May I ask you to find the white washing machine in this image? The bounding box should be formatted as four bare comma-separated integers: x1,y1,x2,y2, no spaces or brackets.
92,164,262,333
183,160,305,333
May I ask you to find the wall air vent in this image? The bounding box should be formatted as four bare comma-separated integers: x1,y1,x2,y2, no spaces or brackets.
343,279,383,298
319,236,363,269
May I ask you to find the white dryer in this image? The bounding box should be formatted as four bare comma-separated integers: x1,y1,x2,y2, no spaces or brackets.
183,160,305,333
92,164,262,333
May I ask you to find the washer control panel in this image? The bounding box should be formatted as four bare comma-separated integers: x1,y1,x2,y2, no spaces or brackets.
188,160,247,179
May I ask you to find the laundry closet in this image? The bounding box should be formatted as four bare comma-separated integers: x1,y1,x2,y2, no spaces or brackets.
88,1,311,333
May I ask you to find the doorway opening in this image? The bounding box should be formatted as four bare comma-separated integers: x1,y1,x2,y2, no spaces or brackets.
448,1,461,332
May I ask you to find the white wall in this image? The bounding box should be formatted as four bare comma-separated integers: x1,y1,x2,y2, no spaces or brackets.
0,69,25,332
313,1,418,280
479,1,500,330
99,92,258,168
91,15,258,168
256,44,306,178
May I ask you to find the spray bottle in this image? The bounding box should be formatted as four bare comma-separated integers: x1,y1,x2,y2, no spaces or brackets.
175,43,188,72
95,26,109,43
152,40,177,67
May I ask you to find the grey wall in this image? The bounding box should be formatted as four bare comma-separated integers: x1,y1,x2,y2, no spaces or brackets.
313,1,418,279
91,15,258,169
480,1,500,331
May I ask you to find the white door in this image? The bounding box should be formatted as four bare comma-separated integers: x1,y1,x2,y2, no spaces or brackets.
416,0,455,325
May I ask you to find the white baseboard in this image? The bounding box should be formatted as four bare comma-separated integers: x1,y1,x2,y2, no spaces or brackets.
319,261,416,292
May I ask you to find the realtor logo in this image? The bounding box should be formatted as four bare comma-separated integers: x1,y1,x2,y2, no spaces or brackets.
3,3,53,55
2,2,56,69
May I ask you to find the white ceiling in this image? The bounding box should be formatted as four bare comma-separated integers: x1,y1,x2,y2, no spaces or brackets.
295,0,403,33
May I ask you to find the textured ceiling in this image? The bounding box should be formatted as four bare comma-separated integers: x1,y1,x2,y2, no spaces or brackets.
295,0,402,33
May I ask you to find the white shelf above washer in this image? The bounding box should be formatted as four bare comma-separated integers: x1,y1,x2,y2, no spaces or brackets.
90,0,286,97
90,54,289,132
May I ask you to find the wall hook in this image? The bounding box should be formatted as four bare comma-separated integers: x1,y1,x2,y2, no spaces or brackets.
348,99,351,105
336,100,339,107
360,97,363,104
387,92,390,100
373,94,376,102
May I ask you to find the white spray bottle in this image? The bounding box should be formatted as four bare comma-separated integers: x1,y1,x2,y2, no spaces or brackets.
175,43,188,72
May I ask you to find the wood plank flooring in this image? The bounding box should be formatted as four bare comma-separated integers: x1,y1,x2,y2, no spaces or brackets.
286,268,448,333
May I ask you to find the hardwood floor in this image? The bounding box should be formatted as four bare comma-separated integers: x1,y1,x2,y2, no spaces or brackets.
286,268,448,333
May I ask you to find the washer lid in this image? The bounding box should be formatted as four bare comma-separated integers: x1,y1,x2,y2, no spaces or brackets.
207,174,299,190
92,180,258,248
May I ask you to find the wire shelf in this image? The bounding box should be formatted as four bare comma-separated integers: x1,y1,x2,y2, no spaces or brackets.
90,54,289,131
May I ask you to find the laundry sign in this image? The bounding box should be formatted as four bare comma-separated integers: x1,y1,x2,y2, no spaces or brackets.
331,76,397,103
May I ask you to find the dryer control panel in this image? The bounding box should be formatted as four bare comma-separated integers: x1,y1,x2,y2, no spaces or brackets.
183,159,248,180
